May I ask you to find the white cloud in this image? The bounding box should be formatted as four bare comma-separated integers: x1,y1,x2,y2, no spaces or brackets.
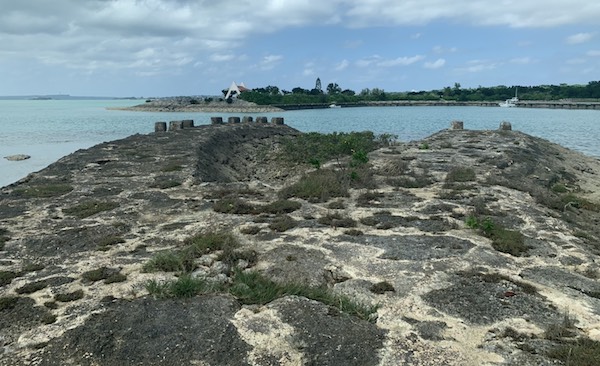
411,33,422,39
432,46,457,54
587,50,600,56
456,60,498,73
566,58,586,65
358,55,424,67
258,54,283,70
566,32,594,44
210,53,236,62
335,59,350,71
424,58,446,69
509,57,535,64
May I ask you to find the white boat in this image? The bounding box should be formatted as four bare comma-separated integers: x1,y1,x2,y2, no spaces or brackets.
499,88,519,107
329,104,341,108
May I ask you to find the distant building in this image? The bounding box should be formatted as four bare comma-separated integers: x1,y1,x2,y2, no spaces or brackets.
224,81,249,99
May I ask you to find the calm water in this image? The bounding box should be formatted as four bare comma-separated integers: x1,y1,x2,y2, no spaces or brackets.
1,99,599,187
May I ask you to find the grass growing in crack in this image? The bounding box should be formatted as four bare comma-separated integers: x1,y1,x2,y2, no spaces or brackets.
144,232,240,273
543,312,600,365
82,267,123,282
465,216,528,256
547,338,600,365
143,251,195,273
230,270,379,321
146,275,222,298
63,200,119,218
14,184,73,198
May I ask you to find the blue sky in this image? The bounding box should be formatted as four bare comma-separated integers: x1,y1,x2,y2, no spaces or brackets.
1,0,599,97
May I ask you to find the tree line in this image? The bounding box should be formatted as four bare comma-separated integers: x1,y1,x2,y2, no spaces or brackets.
238,80,600,105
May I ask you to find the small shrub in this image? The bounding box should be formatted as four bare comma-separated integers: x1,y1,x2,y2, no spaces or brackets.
160,163,183,172
327,200,346,209
149,178,182,189
97,235,125,250
63,201,119,218
143,251,194,273
21,262,45,273
343,229,364,236
230,270,379,321
0,271,18,286
551,183,568,193
0,296,19,311
16,280,48,294
44,301,59,309
387,174,433,189
146,275,219,298
378,160,409,176
279,169,348,203
445,166,476,182
547,338,600,365
41,313,57,324
317,213,356,228
0,228,9,249
54,289,84,302
419,143,429,150
465,216,528,256
82,267,121,282
104,273,127,284
260,200,302,214
213,198,256,214
490,227,528,256
185,232,239,256
357,191,384,206
14,184,73,198
240,226,262,235
370,281,395,294
269,215,297,232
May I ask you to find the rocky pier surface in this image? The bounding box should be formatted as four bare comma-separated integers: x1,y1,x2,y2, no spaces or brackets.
1,121,600,365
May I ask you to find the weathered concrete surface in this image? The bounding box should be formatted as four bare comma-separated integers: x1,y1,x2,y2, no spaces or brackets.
1,123,600,365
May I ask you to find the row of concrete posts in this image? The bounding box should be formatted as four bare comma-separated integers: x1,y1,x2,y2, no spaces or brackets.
154,116,285,132
450,120,512,130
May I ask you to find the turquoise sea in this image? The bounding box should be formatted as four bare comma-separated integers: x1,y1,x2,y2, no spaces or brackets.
1,99,599,188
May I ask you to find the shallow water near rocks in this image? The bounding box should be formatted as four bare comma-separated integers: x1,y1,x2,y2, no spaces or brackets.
1,99,599,187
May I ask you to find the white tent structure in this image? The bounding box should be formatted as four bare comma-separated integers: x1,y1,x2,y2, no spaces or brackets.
224,81,248,99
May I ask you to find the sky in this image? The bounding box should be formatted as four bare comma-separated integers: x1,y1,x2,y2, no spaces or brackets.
1,0,599,97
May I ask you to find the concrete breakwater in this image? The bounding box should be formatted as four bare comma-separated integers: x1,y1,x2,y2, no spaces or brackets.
154,116,285,132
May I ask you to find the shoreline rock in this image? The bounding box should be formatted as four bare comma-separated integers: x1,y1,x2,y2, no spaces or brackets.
1,122,600,365
4,154,31,161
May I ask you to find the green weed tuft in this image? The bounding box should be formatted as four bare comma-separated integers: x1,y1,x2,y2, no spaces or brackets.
63,200,119,218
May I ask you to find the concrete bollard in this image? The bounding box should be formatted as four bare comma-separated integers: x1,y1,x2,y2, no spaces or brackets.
210,117,223,125
450,120,464,130
169,120,184,131
228,116,241,124
271,117,284,125
155,122,167,132
499,121,512,131
256,116,268,123
242,116,253,123
182,119,194,128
